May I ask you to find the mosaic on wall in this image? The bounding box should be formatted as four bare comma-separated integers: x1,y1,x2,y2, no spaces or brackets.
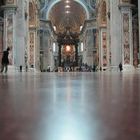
123,13,130,64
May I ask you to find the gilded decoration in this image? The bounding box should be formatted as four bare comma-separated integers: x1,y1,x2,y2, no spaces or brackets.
123,13,130,64
101,1,107,23
62,45,75,62
99,1,107,26
29,2,36,27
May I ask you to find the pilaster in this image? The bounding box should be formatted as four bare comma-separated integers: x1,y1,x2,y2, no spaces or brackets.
119,2,134,70
110,0,122,71
97,0,109,71
132,15,139,67
28,0,40,72
2,2,17,65
15,0,28,69
99,27,108,70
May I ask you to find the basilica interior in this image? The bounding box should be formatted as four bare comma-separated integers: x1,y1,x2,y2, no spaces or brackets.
0,1,140,140
0,0,139,72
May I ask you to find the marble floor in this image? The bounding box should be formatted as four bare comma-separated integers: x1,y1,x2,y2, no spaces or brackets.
0,71,140,140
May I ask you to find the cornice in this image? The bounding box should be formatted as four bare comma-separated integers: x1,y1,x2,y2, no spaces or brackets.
1,4,17,10
118,3,135,9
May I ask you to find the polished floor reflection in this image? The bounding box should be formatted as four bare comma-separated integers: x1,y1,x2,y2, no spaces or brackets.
0,72,140,140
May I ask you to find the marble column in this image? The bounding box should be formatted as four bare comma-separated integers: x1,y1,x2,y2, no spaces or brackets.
15,0,28,68
119,3,134,70
3,5,17,65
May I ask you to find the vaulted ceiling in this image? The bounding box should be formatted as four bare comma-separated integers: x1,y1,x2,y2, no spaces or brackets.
48,0,87,33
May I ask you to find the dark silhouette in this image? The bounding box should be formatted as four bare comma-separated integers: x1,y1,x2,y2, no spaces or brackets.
1,47,10,73
20,65,22,72
93,64,96,72
119,62,123,72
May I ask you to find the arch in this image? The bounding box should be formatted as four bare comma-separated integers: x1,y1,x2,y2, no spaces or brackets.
42,0,89,19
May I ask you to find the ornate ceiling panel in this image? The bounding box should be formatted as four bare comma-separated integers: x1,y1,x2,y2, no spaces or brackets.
48,0,87,33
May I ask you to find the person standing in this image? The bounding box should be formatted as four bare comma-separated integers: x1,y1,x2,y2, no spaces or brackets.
1,47,10,73
119,62,123,72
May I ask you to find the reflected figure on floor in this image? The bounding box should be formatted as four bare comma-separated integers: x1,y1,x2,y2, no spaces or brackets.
1,47,10,73
119,62,123,72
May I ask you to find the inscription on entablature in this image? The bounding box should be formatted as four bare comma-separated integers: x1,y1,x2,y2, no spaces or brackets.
120,0,131,4
6,0,15,5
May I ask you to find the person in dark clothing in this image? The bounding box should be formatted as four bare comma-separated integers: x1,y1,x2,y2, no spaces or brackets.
119,62,123,72
1,47,10,73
